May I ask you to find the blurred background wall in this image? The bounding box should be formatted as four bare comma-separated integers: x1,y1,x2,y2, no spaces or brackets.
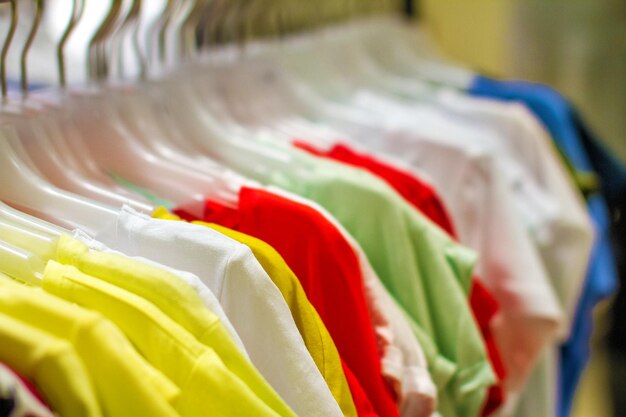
420,0,626,163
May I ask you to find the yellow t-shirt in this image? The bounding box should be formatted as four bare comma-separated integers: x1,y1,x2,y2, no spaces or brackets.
0,278,181,417
43,260,282,417
55,234,295,417
0,312,101,417
154,207,358,417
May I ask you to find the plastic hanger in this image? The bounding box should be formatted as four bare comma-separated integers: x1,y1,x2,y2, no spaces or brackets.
0,0,17,100
0,218,58,261
148,58,304,183
128,0,306,184
158,4,340,157
0,200,63,281
98,0,260,203
15,115,155,213
185,28,382,156
0,126,119,235
0,201,66,238
53,0,248,209
0,239,45,285
5,0,155,212
355,17,475,89
205,22,421,146
0,6,119,234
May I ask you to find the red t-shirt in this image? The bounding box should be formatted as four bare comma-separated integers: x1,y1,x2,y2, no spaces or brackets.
175,187,398,417
294,141,506,415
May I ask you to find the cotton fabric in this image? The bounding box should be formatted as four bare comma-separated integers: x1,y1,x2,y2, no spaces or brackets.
93,206,342,417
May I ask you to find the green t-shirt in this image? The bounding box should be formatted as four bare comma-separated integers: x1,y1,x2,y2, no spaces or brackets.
258,144,495,417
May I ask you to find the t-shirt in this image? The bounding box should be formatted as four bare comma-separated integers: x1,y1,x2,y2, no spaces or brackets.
255,101,564,414
266,153,495,417
0,362,54,417
153,208,359,417
59,233,295,417
42,259,285,417
261,186,439,417
576,113,626,354
72,230,248,356
289,129,562,405
469,76,619,417
175,188,401,417
93,207,342,417
317,90,591,334
293,140,505,415
292,141,456,237
0,312,101,417
300,92,576,417
0,277,181,417
175,175,492,417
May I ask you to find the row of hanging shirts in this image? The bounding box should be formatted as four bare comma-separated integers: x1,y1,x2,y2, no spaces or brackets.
0,1,618,417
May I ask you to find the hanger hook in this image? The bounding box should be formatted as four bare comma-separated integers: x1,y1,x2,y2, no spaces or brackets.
111,0,142,80
178,0,202,62
21,0,45,96
130,0,146,79
158,0,179,67
88,0,122,82
57,0,85,88
1,0,18,99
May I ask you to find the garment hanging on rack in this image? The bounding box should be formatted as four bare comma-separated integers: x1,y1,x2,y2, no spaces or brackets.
469,77,619,417
292,140,506,416
0,2,616,416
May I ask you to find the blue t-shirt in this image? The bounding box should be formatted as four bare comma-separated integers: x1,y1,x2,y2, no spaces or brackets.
469,76,619,417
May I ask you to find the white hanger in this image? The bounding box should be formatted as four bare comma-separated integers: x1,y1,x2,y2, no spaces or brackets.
145,62,303,183
0,217,59,261
11,115,155,213
0,201,65,237
0,126,119,235
358,17,474,89
0,239,45,286
98,82,250,209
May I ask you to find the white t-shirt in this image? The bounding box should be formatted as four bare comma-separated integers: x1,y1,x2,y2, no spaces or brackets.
94,206,343,417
